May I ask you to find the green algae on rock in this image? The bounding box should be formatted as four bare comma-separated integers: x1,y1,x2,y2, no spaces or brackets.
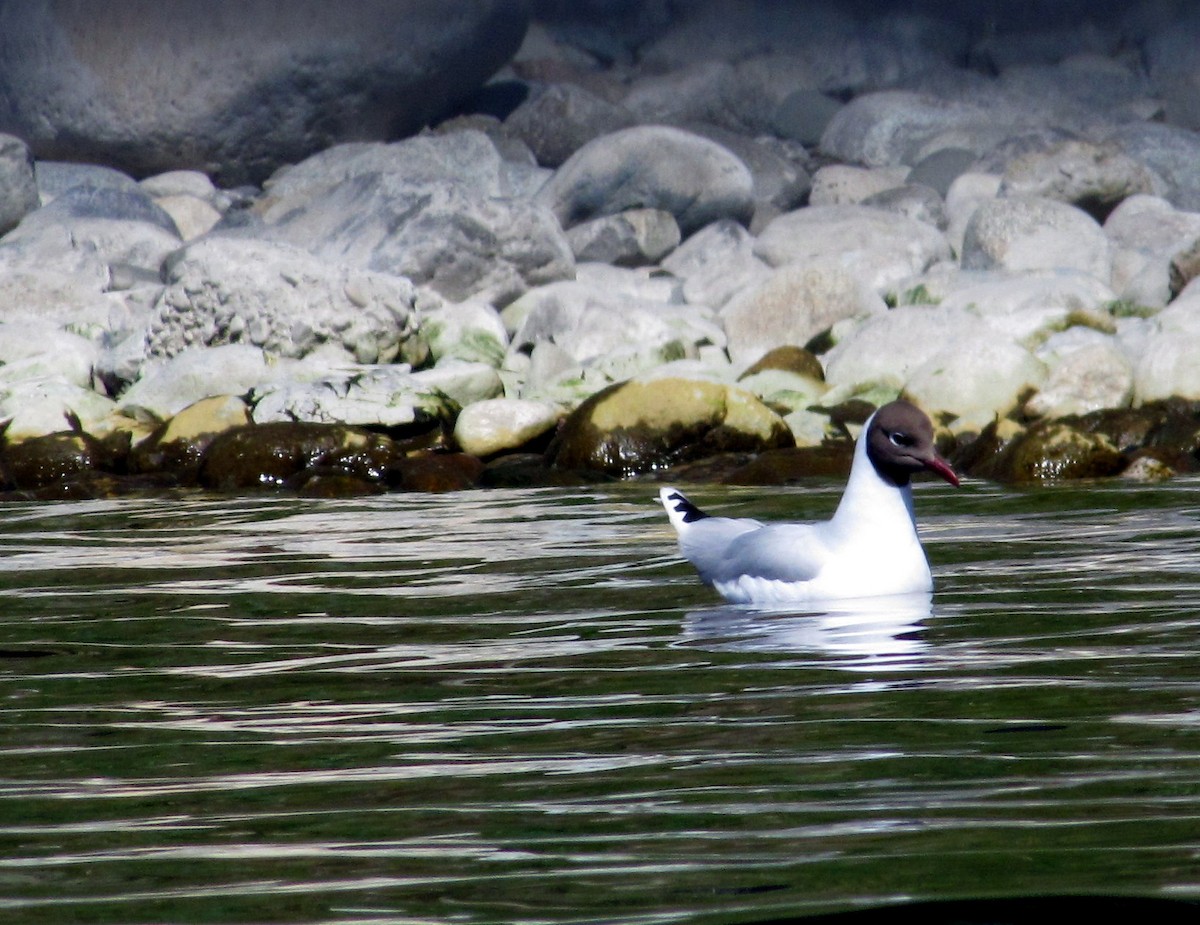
548,377,793,477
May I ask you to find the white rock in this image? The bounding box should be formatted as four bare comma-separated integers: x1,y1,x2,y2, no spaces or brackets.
721,260,887,365
411,361,503,408
659,219,772,309
944,171,1001,254
904,337,1047,420
754,204,953,292
250,365,454,427
119,344,278,421
0,319,100,390
420,299,508,367
1133,329,1200,403
961,195,1111,282
0,378,117,440
139,169,218,200
808,164,908,206
1104,194,1200,307
1025,341,1133,417
153,194,221,240
453,398,561,457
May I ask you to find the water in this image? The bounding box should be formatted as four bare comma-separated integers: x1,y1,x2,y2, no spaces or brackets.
1,478,1199,923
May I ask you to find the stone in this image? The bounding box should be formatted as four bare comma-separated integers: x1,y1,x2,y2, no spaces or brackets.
808,165,907,206
503,82,637,168
535,125,755,235
819,90,993,168
960,196,1111,282
198,422,405,491
739,345,825,382
903,337,1047,422
659,219,772,310
152,194,222,240
1105,121,1200,212
565,208,681,266
754,204,953,292
255,132,574,305
0,0,529,185
547,377,793,476
981,420,1125,483
127,395,252,477
118,344,278,421
860,183,948,230
944,171,1002,254
146,236,421,364
0,134,38,235
772,89,843,146
34,161,140,204
1132,328,1200,404
1104,195,1200,307
999,140,1159,221
0,319,100,391
453,398,562,457
906,147,978,198
139,170,218,201
421,300,509,367
250,366,460,429
0,379,118,442
1024,342,1134,418
722,261,887,365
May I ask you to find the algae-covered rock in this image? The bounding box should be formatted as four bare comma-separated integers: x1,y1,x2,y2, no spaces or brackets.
982,420,1125,482
0,414,129,490
198,421,403,491
128,395,253,478
548,377,793,476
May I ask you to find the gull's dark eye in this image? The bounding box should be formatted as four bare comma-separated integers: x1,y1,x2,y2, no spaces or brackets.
888,430,915,448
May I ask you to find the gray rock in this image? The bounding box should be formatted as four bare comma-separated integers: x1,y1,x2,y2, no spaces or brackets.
504,82,637,168
620,62,743,130
0,135,38,235
1105,121,1200,212
565,208,680,266
253,131,574,306
820,90,993,168
147,237,421,364
0,0,529,185
860,183,948,230
535,125,755,235
250,365,459,428
34,161,140,205
1143,9,1200,130
999,140,1159,219
961,196,1111,281
754,204,953,292
660,219,772,310
772,89,844,146
809,165,908,207
721,261,887,365
1104,195,1200,307
1025,340,1133,418
119,344,279,421
906,147,978,198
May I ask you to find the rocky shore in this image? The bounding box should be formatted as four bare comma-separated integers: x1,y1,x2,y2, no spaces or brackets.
2,0,1200,499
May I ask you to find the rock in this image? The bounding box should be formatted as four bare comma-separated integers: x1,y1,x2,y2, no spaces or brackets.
504,82,637,168
255,131,574,305
944,171,1002,253
453,398,561,457
739,345,825,382
153,194,222,240
721,261,887,365
387,452,484,493
1105,195,1200,307
548,377,793,476
147,236,421,364
0,0,529,185
34,161,140,204
772,89,843,146
981,420,1125,482
250,366,461,430
534,125,755,235
754,204,953,292
906,146,978,198
0,319,100,392
721,443,856,485
1132,329,1200,404
0,421,127,491
904,337,1047,423
809,165,907,206
198,421,405,491
819,90,993,168
998,140,1159,221
128,395,252,478
960,196,1111,281
412,361,504,409
0,379,117,442
1105,121,1200,211
118,344,278,421
0,134,38,234
659,219,772,310
1024,341,1134,418
565,208,681,266
139,170,218,201
860,183,948,230
421,299,509,367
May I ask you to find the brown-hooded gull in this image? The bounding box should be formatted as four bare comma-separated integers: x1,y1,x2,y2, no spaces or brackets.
660,400,959,605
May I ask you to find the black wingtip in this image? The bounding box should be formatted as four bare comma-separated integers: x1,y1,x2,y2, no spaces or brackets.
665,490,709,523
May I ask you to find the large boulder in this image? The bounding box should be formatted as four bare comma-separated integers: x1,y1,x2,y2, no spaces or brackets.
548,377,793,476
0,0,530,185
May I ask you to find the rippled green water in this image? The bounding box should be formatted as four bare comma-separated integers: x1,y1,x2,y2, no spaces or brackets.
1,479,1199,923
